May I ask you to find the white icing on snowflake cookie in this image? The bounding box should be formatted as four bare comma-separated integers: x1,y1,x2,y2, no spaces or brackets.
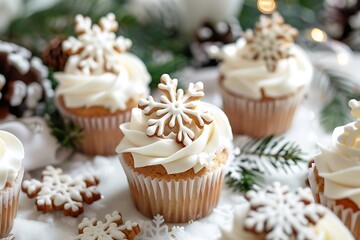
69,211,140,240
63,13,132,75
244,182,325,240
242,12,298,72
338,99,360,147
22,165,101,217
138,74,213,146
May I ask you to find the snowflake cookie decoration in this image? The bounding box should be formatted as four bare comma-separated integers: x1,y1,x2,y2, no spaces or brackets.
69,211,140,240
63,13,132,75
22,165,101,218
242,12,298,72
244,182,325,240
138,74,213,146
338,99,360,147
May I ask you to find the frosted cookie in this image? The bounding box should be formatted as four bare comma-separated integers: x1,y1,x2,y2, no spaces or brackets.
69,211,140,240
22,165,101,217
221,182,354,240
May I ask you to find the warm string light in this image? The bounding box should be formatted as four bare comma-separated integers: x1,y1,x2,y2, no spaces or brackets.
309,28,351,66
257,0,276,14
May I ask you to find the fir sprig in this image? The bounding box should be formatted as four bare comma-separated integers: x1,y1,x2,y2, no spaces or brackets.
226,136,306,193
43,99,83,150
315,67,360,132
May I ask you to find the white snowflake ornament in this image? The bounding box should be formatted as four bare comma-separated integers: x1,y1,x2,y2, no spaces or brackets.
242,12,298,72
22,166,101,218
70,211,140,240
244,182,325,240
63,13,132,75
138,74,213,146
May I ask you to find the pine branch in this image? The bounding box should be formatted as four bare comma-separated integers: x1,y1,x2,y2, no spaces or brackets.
43,99,83,150
315,67,360,132
226,136,305,193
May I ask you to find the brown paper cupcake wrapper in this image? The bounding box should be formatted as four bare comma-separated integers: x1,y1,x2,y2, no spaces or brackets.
120,157,225,223
0,168,24,238
221,87,304,137
57,104,131,156
309,165,360,238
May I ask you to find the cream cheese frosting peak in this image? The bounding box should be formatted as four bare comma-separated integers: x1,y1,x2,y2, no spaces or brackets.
0,130,24,190
315,99,360,207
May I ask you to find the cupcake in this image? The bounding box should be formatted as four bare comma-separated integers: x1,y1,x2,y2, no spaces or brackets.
210,12,313,137
0,130,24,238
54,13,151,156
221,182,354,240
116,74,233,223
0,40,51,119
309,99,360,238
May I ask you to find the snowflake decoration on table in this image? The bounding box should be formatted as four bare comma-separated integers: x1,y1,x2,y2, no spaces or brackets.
138,74,213,146
242,11,298,72
63,13,132,75
338,99,360,147
22,165,101,218
135,214,186,240
69,211,140,240
244,182,325,240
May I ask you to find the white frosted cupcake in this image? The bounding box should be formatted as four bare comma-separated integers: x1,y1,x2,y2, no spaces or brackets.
309,99,360,238
54,13,150,156
221,182,354,240
211,12,313,137
0,130,24,238
116,74,233,223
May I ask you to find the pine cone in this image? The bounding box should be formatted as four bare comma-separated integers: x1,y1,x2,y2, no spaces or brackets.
324,0,360,49
42,36,69,71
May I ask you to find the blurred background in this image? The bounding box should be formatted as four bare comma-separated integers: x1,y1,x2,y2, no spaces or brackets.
1,0,358,83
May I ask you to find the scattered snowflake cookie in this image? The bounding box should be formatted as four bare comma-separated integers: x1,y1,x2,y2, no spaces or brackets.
22,165,101,217
138,74,213,146
69,211,140,240
220,182,354,240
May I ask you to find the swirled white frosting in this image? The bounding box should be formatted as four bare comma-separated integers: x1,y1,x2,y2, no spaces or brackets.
221,203,354,240
217,39,313,99
116,102,233,174
55,52,150,112
315,124,360,207
0,130,24,190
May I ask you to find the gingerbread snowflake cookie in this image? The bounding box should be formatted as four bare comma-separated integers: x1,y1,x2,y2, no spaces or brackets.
242,12,298,72
138,74,213,146
22,166,101,217
244,182,325,240
69,211,140,240
63,13,132,75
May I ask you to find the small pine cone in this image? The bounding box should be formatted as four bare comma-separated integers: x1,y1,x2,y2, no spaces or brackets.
42,36,69,71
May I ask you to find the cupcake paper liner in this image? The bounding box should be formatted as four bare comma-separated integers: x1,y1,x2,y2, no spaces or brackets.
0,168,24,238
120,157,225,223
309,165,360,238
57,102,131,156
221,87,304,137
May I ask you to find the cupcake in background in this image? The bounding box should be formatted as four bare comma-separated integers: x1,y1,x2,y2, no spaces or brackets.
309,99,360,238
210,12,313,137
54,13,151,156
221,182,354,240
116,74,233,223
0,130,24,238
